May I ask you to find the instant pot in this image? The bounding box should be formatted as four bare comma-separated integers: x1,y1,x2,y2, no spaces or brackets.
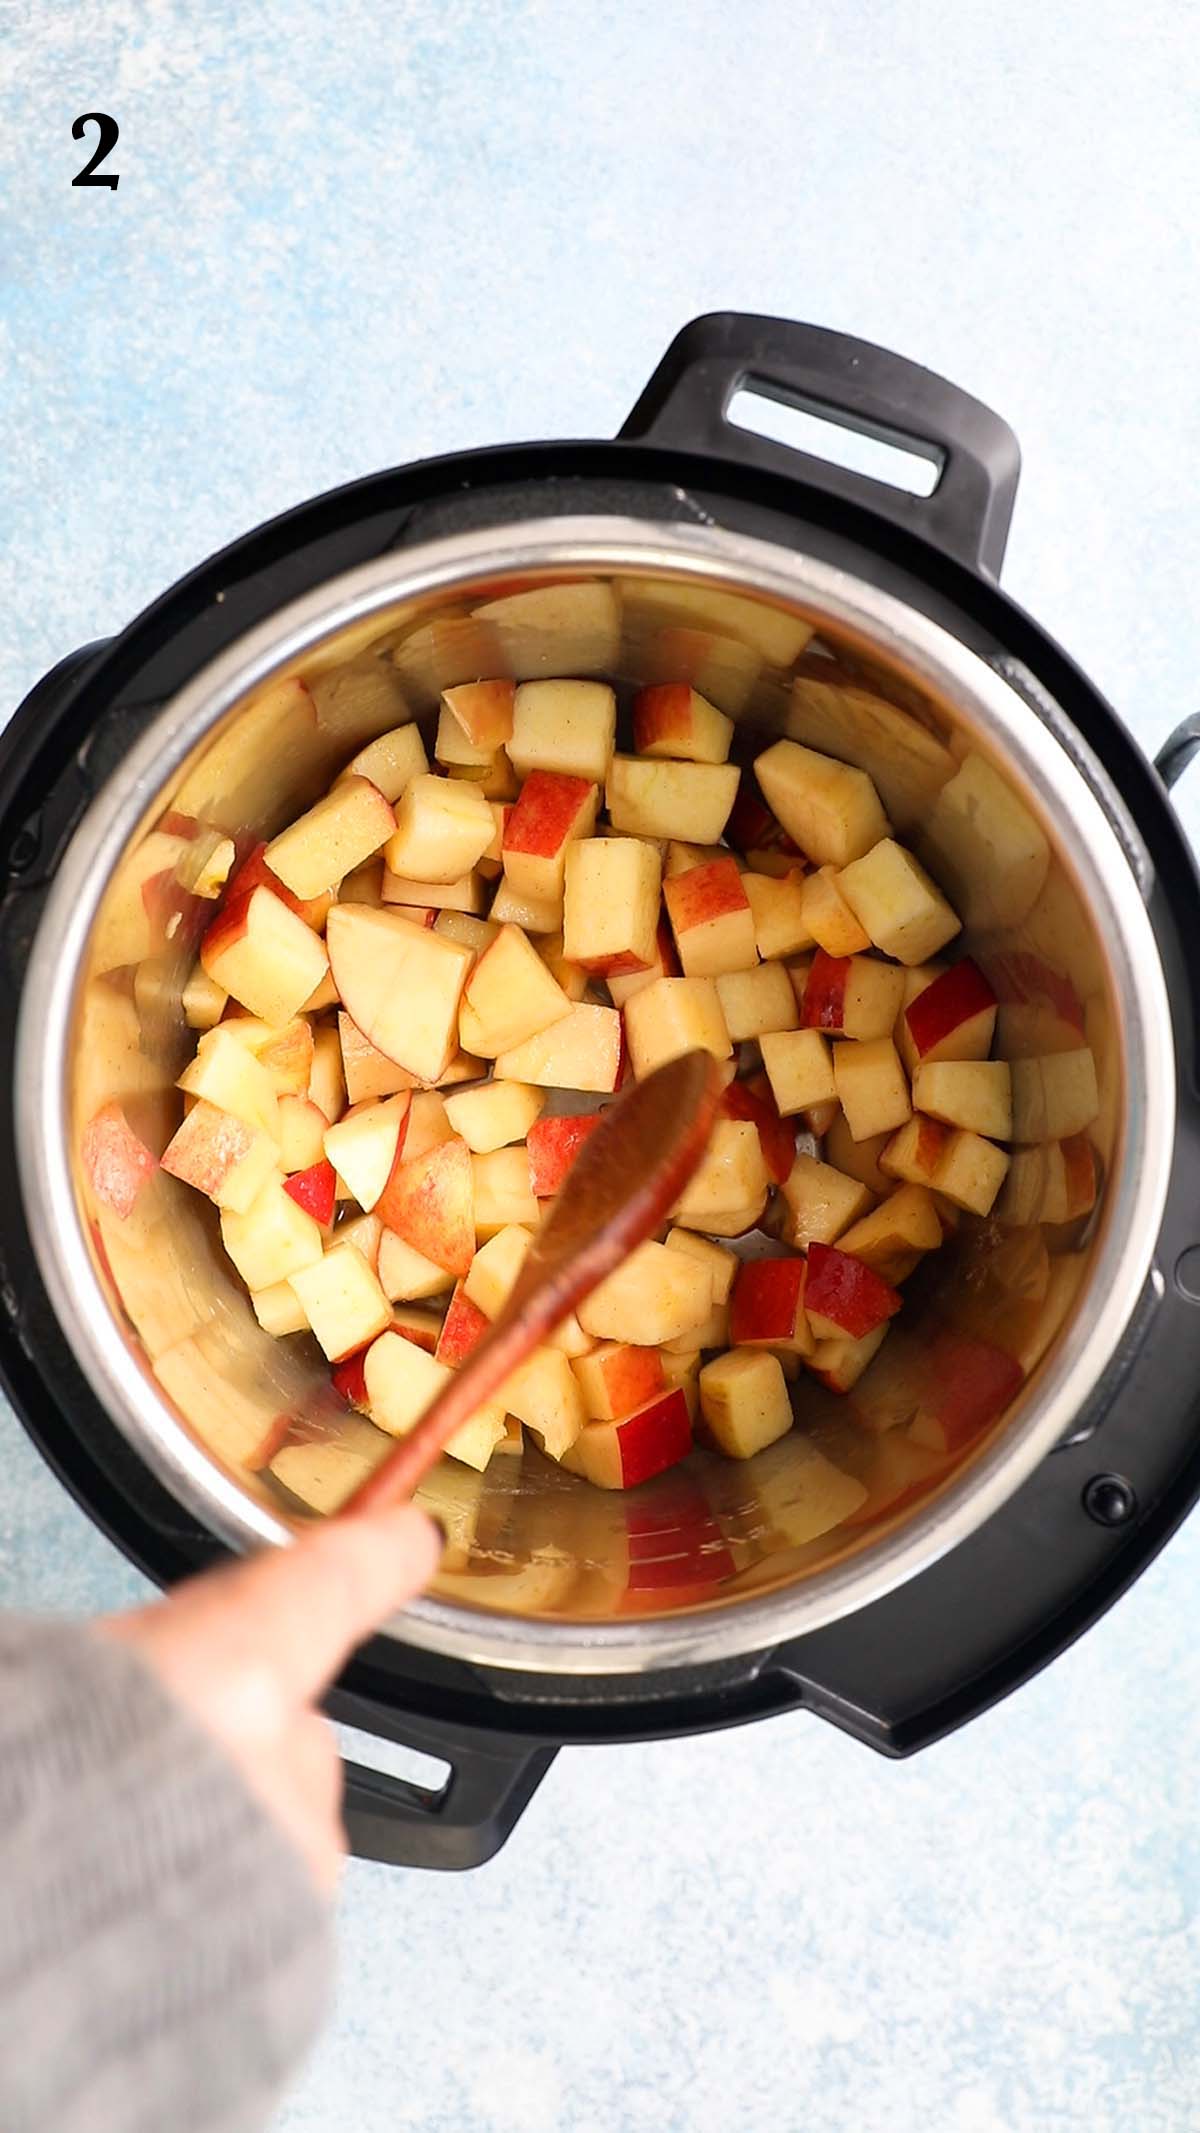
4,313,1200,1871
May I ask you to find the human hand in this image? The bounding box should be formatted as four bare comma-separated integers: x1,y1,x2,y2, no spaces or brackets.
101,1505,441,1893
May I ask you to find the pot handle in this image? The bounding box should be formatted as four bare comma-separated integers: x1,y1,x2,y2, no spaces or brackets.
336,1711,557,1871
620,312,1021,579
1154,717,1200,790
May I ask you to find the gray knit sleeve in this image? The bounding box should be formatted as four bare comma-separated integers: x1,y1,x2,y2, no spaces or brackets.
0,1616,333,2133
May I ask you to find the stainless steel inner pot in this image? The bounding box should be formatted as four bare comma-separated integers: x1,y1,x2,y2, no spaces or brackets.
15,517,1175,1675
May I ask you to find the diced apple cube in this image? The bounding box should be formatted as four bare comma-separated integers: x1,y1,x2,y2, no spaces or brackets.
488,876,563,934
913,1060,1012,1140
837,839,961,966
501,1345,586,1459
664,1226,737,1304
443,1079,545,1154
577,1239,714,1345
336,861,385,907
286,1244,392,1362
507,678,616,783
903,958,997,1066
810,1323,890,1394
222,1015,315,1098
779,1153,873,1249
879,1113,949,1186
326,905,472,1083
572,1342,667,1421
282,1158,337,1227
201,885,329,1026
742,869,814,960
161,1101,280,1213
308,1026,347,1124
265,776,395,900
323,1093,410,1212
805,1241,902,1341
662,858,756,980
364,1328,503,1469
800,950,905,1041
333,1211,383,1268
525,1112,603,1197
833,1037,912,1142
441,679,515,751
754,739,889,866
376,1134,475,1275
502,771,598,903
759,1028,836,1117
1010,1050,1100,1142
606,918,681,1006
729,1256,813,1357
300,969,341,1013
435,703,495,771
459,922,572,1058
384,773,495,883
672,1119,769,1237
377,1227,455,1301
220,1178,325,1291
250,1279,311,1338
562,1389,693,1489
434,1283,490,1367
714,963,797,1042
338,1012,418,1106
381,867,485,914
494,1002,623,1091
471,1147,540,1237
718,1075,795,1184
933,1130,1010,1216
921,754,1050,929
562,837,662,976
434,909,499,961
463,1224,534,1318
177,1026,280,1139
835,1185,942,1284
699,1350,793,1459
632,683,733,764
623,976,730,1078
823,1113,892,1195
606,756,740,844
337,721,428,802
798,867,872,956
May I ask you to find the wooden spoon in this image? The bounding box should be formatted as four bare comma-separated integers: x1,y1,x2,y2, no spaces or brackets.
342,1048,722,1515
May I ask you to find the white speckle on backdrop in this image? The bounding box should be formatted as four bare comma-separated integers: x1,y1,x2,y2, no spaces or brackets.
3,3,1200,2127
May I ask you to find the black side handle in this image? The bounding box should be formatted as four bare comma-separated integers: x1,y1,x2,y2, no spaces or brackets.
333,1699,558,1871
620,312,1021,580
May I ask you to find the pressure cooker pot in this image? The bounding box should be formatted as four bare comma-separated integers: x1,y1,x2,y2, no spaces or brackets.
4,314,1200,1870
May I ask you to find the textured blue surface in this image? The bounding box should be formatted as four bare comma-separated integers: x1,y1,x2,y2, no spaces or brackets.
5,4,1200,2126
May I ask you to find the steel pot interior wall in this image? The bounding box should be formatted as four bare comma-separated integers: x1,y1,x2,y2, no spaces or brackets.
18,521,1173,1675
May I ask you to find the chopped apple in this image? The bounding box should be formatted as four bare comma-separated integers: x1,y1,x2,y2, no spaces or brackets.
805,1242,902,1341
377,1226,455,1301
800,950,905,1041
201,885,329,1026
903,959,996,1066
921,754,1050,929
434,909,499,961
1010,1050,1100,1142
835,1185,942,1283
435,702,496,771
471,1146,540,1236
323,1094,410,1212
578,1239,713,1345
526,1111,603,1196
220,1178,325,1291
659,1349,701,1423
824,1113,892,1194
177,1027,280,1138
563,1388,693,1489
381,867,485,915
502,771,599,903
742,869,814,961
462,1224,534,1318
222,1015,315,1098
837,838,961,965
536,930,588,1000
441,679,515,751
561,837,661,976
719,1074,796,1184
507,679,617,783
488,876,563,934
672,1119,769,1237
833,1037,912,1142
714,963,796,1044
572,1342,666,1421
661,857,755,980
443,1079,545,1154
81,1102,157,1220
288,1243,393,1361
437,1050,485,1089
333,1210,383,1268
631,683,733,764
264,776,395,900
282,1159,337,1228
459,923,573,1057
699,1350,793,1459
336,861,385,907
606,917,680,1006
501,1345,586,1460
447,754,520,802
183,965,228,1030
908,1331,1024,1452
401,1091,454,1161
623,977,730,1078
810,1323,890,1393
336,721,428,802
435,1283,491,1367
879,1113,949,1186
338,1011,418,1105
217,840,332,933
798,867,872,957
779,1152,873,1249
606,755,740,844
326,905,472,1083
384,773,495,883
913,1060,1012,1140
363,1328,506,1470
729,1257,813,1357
754,739,889,866
250,1279,312,1338
494,1002,623,1091
161,1101,280,1213
376,1134,474,1276
759,1028,836,1117
933,1130,1010,1216
300,969,341,1013
308,1026,346,1124
661,1227,734,1304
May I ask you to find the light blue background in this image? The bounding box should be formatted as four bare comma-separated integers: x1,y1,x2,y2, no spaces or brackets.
4,4,1200,2127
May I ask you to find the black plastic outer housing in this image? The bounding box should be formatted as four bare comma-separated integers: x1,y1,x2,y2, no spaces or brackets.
3,314,1200,1872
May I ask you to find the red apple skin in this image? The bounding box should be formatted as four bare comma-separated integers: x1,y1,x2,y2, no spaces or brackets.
1059,1134,1097,1219
613,1387,694,1487
331,1349,371,1410
581,947,652,979
375,1135,474,1277
527,1112,604,1197
283,1159,337,1227
632,684,693,752
729,1256,807,1344
435,1284,490,1367
503,769,595,862
664,856,749,935
726,771,799,856
443,678,515,748
82,1102,157,1219
721,1076,796,1185
799,949,850,1032
905,959,997,1059
920,1332,1024,1449
805,1244,902,1339
213,840,329,933
595,1344,665,1419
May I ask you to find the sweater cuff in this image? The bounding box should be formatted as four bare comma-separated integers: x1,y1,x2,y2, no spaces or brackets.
0,1615,333,2133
